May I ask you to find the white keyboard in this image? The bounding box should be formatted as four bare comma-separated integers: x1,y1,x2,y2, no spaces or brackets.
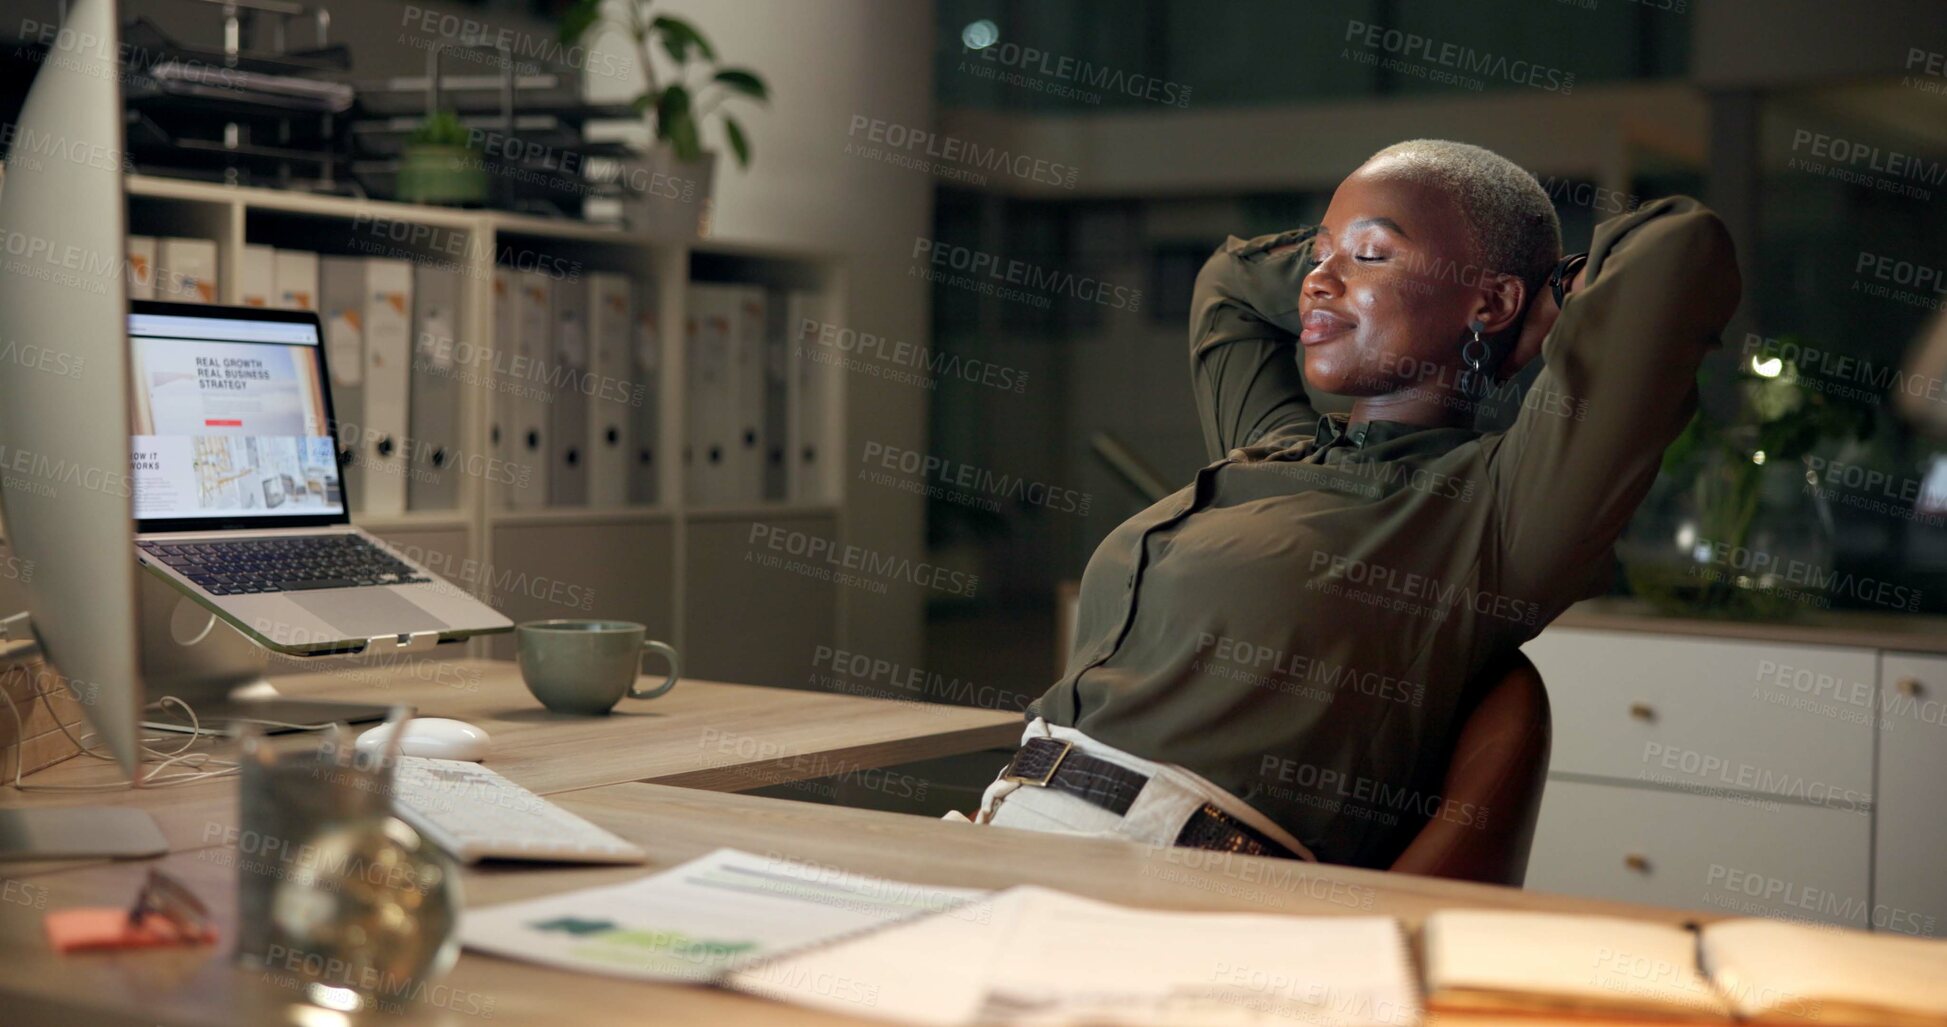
388,756,646,865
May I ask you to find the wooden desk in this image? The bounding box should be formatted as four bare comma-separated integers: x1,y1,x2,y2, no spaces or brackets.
0,659,1021,876
0,660,1724,1026
0,781,1719,1027
265,659,1023,795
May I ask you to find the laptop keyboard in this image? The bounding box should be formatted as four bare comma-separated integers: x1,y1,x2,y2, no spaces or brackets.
138,535,431,596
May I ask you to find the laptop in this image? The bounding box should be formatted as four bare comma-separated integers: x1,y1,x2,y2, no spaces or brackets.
128,300,513,660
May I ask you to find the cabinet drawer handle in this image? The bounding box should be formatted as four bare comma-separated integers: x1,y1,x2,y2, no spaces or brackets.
1623,853,1652,874
1628,702,1656,722
1898,678,1924,698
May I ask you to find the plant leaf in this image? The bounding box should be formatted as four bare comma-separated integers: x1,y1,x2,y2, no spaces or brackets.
659,85,701,159
656,30,687,64
557,0,604,44
631,90,659,116
409,109,473,147
713,68,768,101
723,115,750,168
668,112,702,161
652,15,715,63
656,83,691,131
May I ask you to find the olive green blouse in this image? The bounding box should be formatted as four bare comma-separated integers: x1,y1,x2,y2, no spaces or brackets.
1028,197,1742,868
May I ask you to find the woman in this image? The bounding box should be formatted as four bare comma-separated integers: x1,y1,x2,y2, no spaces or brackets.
970,140,1742,869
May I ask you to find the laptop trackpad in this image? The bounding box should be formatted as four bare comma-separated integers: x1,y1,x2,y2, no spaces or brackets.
290,589,447,640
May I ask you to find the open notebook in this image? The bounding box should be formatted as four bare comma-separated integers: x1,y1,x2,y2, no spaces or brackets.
1423,910,1947,1025
728,886,1421,1027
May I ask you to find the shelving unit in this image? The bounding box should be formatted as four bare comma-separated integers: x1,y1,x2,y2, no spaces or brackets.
125,175,849,683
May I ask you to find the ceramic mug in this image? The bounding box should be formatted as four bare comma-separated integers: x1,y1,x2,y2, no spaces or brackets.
516,619,680,715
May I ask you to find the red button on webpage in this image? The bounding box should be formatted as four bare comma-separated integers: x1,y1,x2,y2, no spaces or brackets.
204,419,243,427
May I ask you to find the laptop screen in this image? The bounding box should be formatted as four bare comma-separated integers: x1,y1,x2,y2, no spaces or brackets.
128,306,348,528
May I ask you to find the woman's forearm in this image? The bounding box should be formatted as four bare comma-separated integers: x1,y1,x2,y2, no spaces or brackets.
1189,227,1319,351
1188,227,1322,458
1486,196,1743,600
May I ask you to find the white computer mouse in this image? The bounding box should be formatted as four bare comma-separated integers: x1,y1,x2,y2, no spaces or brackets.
355,718,491,762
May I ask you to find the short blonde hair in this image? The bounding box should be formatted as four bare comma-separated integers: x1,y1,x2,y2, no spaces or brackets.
1365,139,1562,295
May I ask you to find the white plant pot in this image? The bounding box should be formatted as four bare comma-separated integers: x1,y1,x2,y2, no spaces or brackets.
618,146,716,239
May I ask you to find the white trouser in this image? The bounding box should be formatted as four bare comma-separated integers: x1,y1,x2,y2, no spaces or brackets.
964,718,1315,861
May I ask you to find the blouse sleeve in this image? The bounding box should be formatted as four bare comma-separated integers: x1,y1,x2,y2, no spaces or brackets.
1485,196,1743,605
1189,227,1324,461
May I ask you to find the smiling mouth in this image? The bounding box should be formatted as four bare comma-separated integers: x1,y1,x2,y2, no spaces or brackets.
1300,311,1355,345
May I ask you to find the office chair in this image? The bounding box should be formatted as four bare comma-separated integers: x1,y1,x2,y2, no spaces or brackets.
1388,652,1551,887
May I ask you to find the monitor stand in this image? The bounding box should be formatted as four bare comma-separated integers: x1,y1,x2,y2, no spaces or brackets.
0,579,391,862
137,571,393,736
0,807,168,860
0,630,168,861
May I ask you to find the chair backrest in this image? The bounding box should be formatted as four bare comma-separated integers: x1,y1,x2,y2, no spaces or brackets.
1388,651,1551,886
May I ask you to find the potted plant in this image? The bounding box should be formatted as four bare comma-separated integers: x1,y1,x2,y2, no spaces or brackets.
397,110,488,207
559,1,768,236
1619,344,1874,619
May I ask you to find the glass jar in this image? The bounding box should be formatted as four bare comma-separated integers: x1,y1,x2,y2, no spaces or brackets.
1620,427,1837,620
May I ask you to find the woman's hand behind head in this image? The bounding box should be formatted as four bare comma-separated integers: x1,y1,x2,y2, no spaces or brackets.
1502,261,1585,381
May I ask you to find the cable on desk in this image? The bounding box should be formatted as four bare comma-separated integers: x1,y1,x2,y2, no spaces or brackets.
0,686,339,792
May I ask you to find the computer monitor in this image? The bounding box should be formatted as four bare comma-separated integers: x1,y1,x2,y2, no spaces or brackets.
0,0,168,859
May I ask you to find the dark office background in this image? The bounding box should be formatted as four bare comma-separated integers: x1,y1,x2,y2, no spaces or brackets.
919,0,1947,705
0,0,1941,728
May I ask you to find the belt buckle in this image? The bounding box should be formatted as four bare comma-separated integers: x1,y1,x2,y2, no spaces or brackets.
1002,739,1073,787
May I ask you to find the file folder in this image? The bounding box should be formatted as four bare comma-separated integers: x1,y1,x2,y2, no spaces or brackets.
762,290,790,502
786,291,837,503
158,237,218,303
126,236,156,300
273,249,318,310
680,293,703,504
629,287,662,506
729,286,768,504
508,270,554,509
491,268,518,506
549,277,590,507
409,262,464,511
586,273,634,507
360,259,414,517
319,256,413,516
319,257,367,511
239,244,275,307
684,285,736,506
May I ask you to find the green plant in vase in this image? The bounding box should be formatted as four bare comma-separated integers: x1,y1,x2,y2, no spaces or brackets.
558,1,768,165
1622,342,1873,618
397,110,488,206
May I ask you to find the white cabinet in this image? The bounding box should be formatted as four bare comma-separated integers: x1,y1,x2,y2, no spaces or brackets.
1527,779,1871,926
1875,653,1947,938
1523,629,1874,798
1522,624,1943,935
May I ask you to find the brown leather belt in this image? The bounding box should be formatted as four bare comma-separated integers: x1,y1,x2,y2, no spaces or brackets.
1001,737,1302,860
